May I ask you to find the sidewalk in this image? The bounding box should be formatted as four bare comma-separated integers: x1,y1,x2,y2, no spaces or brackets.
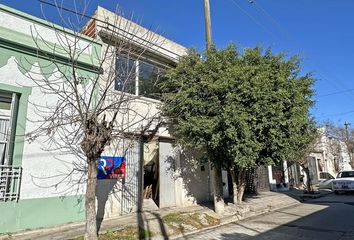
0,191,308,240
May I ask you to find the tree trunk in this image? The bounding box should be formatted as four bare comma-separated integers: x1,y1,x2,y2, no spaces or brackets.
231,168,238,205
302,165,312,193
85,159,98,240
236,168,246,204
213,166,224,214
349,152,354,169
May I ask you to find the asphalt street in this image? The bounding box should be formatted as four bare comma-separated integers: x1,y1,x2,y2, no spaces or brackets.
177,193,354,240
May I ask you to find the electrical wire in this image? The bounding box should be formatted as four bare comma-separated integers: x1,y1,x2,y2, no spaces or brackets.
317,110,354,119
226,0,354,121
250,0,354,102
227,0,277,40
38,0,183,62
317,89,354,98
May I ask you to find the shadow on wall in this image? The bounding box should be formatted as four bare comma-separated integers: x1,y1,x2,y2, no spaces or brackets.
96,179,117,232
95,140,146,233
165,146,212,205
95,176,140,233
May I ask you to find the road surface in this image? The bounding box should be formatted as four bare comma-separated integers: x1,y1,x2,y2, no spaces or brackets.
178,193,354,240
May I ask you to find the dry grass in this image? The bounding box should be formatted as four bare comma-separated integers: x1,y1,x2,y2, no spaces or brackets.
162,212,219,234
70,212,220,239
204,213,220,226
70,227,152,240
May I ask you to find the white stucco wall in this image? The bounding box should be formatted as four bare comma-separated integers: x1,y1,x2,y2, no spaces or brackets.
0,10,93,56
94,6,187,63
0,7,100,200
1,3,212,219
0,57,86,199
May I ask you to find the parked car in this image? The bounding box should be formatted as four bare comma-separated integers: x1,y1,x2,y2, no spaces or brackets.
332,170,354,194
318,172,335,189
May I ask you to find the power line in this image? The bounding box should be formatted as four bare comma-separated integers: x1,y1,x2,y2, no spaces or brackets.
317,110,354,119
225,1,350,100
227,0,277,39
223,0,354,123
317,88,354,98
38,0,183,62
249,0,354,102
251,0,291,39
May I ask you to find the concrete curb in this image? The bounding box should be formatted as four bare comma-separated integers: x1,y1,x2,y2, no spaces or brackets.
134,191,327,240
0,205,206,240
298,190,333,201
0,192,304,240
152,202,301,240
0,222,85,240
161,202,301,240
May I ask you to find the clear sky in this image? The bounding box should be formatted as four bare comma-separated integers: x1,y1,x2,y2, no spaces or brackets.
1,0,354,127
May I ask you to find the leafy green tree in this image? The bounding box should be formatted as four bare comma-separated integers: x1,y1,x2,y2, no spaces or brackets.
239,47,317,197
159,45,315,208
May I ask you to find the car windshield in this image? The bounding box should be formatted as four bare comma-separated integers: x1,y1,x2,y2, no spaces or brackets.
338,171,354,178
320,172,334,179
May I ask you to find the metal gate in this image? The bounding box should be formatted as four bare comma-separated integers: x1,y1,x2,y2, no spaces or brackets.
120,140,140,215
245,165,269,194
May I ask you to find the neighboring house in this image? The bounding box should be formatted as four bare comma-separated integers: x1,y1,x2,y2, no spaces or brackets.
287,128,346,189
337,141,353,171
267,161,290,192
0,4,101,233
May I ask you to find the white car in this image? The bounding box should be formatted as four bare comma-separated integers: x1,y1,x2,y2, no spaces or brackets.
318,172,335,189
332,171,354,194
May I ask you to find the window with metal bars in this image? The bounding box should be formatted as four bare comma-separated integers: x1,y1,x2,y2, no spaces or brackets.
0,91,22,201
0,165,22,201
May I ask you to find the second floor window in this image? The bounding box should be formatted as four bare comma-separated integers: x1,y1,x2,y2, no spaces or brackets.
115,55,164,99
115,56,136,95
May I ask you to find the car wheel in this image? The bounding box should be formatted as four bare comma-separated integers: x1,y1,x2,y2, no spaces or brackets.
334,190,339,195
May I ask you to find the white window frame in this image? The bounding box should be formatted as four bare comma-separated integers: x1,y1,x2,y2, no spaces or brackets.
115,55,166,99
0,91,21,202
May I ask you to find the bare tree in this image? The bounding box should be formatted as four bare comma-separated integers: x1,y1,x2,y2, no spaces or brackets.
326,122,354,170
326,137,342,172
288,132,321,193
21,1,167,239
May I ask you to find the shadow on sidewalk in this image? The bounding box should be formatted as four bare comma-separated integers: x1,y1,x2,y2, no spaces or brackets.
136,210,169,240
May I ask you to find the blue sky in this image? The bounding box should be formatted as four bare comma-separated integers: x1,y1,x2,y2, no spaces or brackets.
1,0,354,127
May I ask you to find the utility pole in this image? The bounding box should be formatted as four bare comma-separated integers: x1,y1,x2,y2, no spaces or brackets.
204,0,213,50
344,121,354,168
344,121,350,141
203,0,224,214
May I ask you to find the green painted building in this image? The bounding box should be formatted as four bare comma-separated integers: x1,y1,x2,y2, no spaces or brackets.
0,4,101,233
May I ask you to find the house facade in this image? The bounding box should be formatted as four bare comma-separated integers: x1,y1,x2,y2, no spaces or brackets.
0,4,101,233
81,6,230,220
287,128,353,189
0,4,225,234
